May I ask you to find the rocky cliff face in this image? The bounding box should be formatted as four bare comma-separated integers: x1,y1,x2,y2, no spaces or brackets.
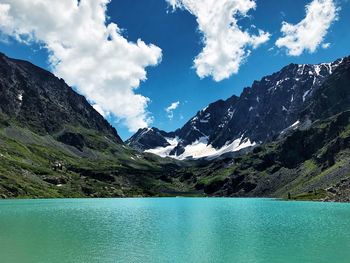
126,127,175,152
171,60,350,201
127,57,348,160
0,53,122,145
301,56,350,121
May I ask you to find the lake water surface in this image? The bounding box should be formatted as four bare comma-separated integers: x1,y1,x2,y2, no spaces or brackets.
0,198,349,263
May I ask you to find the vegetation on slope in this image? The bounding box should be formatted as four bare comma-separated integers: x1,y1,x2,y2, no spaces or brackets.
175,111,350,202
0,123,199,198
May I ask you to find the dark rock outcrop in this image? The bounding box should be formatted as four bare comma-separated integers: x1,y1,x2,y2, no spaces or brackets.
0,53,122,145
126,127,175,151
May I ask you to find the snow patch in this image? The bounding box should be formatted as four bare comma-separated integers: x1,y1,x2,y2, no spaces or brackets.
303,89,311,102
145,135,256,160
177,136,256,160
297,64,305,75
325,63,332,74
331,58,344,70
139,128,153,137
227,108,236,119
199,113,211,123
314,65,321,76
290,120,300,129
280,120,300,135
145,137,179,158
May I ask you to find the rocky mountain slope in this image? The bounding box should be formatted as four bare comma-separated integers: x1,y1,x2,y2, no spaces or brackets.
165,56,350,201
0,53,122,145
0,53,191,198
177,110,350,201
127,57,347,160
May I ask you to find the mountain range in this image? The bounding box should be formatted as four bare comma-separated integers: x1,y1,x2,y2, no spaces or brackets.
1,52,350,201
127,57,346,160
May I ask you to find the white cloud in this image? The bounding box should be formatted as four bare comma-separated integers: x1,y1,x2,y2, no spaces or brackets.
166,0,270,81
322,42,331,49
0,0,162,132
93,104,110,118
276,0,338,56
165,101,180,120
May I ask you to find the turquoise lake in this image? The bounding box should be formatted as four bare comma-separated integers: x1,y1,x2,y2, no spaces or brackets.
0,198,350,263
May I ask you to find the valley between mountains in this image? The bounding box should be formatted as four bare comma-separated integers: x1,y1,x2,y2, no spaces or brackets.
1,52,350,201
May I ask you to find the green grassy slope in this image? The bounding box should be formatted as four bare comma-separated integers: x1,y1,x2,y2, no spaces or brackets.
179,111,350,201
1,110,350,200
0,124,198,198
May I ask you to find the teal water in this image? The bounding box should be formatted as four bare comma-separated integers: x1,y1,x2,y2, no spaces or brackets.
0,198,350,263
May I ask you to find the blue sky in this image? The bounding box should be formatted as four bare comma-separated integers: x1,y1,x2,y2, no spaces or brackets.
0,0,349,140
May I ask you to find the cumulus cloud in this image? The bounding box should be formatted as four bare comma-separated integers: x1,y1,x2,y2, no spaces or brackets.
0,0,162,132
166,0,270,81
93,104,110,118
276,0,338,56
165,101,180,120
